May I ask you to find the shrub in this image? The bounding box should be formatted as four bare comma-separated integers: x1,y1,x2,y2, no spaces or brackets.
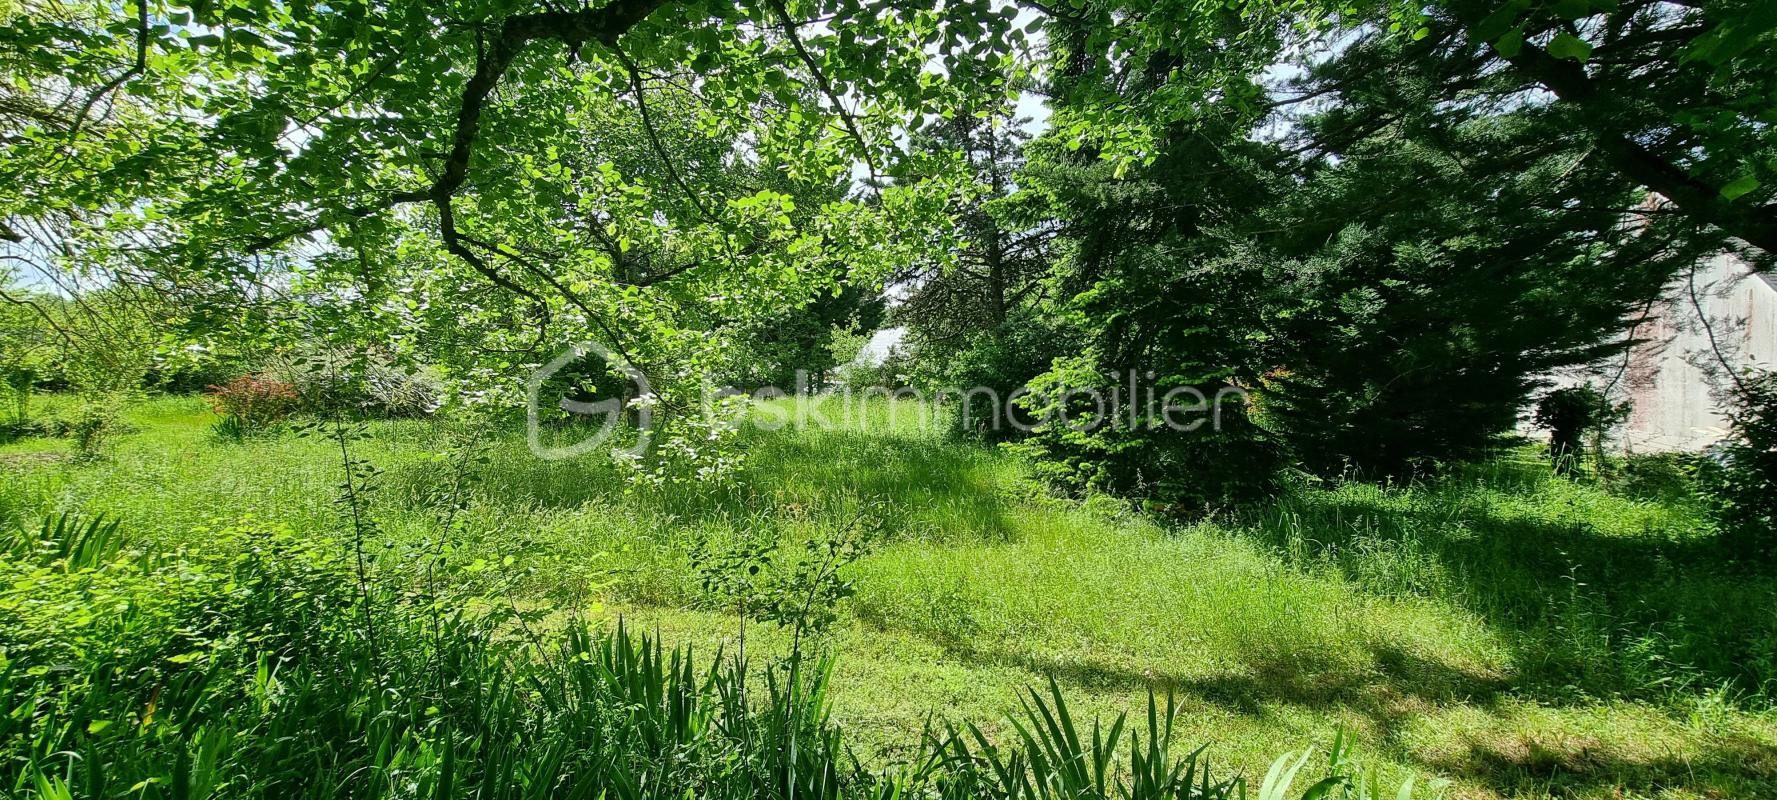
1609,452,1700,504
62,394,128,462
1533,385,1627,476
364,362,444,417
260,348,443,418
921,310,1078,442
1007,353,1282,512
1697,370,1777,563
0,365,33,427
206,373,301,435
0,418,47,444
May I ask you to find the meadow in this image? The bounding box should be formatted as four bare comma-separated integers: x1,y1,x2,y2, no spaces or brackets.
2,394,1775,799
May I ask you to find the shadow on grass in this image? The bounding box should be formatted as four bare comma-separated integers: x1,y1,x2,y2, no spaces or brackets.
897,621,1777,797
1235,484,1777,705
1422,725,1777,797
938,637,1504,704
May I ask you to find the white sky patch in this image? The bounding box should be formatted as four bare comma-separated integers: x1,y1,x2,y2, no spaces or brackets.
853,326,906,365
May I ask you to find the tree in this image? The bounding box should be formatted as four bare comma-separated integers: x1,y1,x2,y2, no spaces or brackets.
1406,0,1777,257
724,282,885,391
994,0,1726,493
982,4,1293,503
897,106,1053,345
0,0,1026,479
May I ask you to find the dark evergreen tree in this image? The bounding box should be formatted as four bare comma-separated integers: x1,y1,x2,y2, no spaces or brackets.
1006,7,1728,492
897,107,1054,345
893,105,1071,438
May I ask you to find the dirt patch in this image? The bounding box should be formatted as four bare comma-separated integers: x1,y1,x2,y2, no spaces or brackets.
0,451,68,468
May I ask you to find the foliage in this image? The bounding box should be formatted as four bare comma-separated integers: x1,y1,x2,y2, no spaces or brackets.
363,362,445,418
1404,0,1777,257
258,348,442,419
0,370,37,442
205,374,301,437
0,0,1032,486
936,698,1409,800
822,319,875,390
2,0,1775,791
897,105,1052,345
0,293,52,430
892,103,1071,442
727,286,886,391
691,507,879,654
1533,386,1627,475
1696,370,1777,562
927,309,1078,442
60,394,128,462
4,396,1776,796
0,505,1395,800
1007,352,1283,511
0,509,858,799
932,0,1733,490
47,291,162,400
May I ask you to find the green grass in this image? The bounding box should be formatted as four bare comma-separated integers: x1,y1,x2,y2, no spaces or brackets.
2,394,1775,798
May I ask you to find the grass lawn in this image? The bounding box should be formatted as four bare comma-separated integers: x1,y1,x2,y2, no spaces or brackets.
3,394,1775,799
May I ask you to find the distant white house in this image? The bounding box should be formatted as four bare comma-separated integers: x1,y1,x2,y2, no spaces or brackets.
853,327,906,367
1589,253,1777,451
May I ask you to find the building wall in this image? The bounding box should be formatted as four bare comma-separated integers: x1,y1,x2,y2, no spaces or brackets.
1617,254,1777,451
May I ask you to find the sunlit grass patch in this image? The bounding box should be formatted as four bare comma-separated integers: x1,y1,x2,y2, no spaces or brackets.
2,393,1774,798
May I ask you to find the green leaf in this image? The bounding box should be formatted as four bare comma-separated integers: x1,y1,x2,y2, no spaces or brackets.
1494,29,1524,58
1472,4,1523,41
1721,175,1761,201
1547,32,1593,62
86,720,113,734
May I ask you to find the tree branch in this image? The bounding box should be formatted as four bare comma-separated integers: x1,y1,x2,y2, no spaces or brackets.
454,231,645,370
1474,21,1777,253
65,0,148,144
248,0,676,301
245,189,431,252
614,47,721,224
768,0,880,181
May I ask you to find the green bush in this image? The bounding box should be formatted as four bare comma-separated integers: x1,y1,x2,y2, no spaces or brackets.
923,310,1079,442
1697,371,1777,563
0,366,35,428
1008,353,1282,512
0,418,47,444
1532,386,1627,476
61,395,129,462
1609,452,1699,504
260,348,443,419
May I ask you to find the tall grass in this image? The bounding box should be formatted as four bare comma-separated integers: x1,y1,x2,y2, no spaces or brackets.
1242,456,1777,702
5,395,1774,797
0,512,1392,800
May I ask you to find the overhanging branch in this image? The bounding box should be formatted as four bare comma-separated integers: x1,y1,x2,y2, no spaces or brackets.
1466,16,1777,253
249,0,676,290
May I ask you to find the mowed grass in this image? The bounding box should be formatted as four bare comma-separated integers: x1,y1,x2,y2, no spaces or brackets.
2,394,1775,799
